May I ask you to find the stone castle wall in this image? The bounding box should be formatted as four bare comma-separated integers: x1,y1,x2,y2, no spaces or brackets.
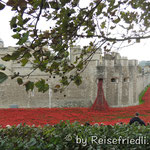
0,45,150,108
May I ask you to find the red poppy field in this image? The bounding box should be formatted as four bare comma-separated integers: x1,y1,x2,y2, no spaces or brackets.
1,88,150,127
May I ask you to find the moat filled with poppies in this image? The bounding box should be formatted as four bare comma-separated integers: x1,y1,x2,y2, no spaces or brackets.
0,87,150,128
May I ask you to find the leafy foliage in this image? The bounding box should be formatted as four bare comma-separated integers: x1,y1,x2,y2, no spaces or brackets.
17,78,23,85
0,122,150,149
35,79,49,93
0,1,5,10
0,72,8,83
24,81,34,91
0,0,150,92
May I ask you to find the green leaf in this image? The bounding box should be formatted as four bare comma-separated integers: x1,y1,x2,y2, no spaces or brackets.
49,1,59,10
35,79,49,93
60,76,69,86
23,52,32,58
110,26,116,30
17,78,23,85
10,16,17,29
1,54,12,61
18,14,24,27
17,32,29,45
0,64,6,70
23,18,30,24
71,0,79,7
0,2,5,10
0,72,8,83
24,81,34,91
101,21,106,29
51,61,60,69
108,0,115,6
2,51,21,61
21,58,28,66
7,0,16,7
96,3,105,15
60,0,71,7
76,61,83,70
87,30,94,36
113,17,120,24
74,75,82,86
12,33,21,39
11,51,21,60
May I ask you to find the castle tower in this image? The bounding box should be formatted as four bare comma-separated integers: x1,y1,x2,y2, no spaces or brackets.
0,38,4,48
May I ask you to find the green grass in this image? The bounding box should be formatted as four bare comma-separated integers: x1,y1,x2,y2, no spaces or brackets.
139,84,150,104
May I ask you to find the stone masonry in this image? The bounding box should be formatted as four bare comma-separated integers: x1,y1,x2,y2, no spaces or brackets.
0,38,150,108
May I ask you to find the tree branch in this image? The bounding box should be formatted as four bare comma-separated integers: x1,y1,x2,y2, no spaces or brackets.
34,0,44,32
0,0,6,5
77,34,150,42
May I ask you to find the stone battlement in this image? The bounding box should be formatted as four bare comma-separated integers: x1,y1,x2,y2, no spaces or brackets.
0,43,150,108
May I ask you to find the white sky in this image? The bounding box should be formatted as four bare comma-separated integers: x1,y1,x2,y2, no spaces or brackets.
0,3,150,61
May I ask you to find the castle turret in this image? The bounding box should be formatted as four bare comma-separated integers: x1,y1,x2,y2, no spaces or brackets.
0,38,4,48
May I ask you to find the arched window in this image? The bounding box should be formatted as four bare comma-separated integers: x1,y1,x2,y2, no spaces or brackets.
111,78,116,82
97,78,103,84
111,78,118,83
124,77,129,82
98,78,103,81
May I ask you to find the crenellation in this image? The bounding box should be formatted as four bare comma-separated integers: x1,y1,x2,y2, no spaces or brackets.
120,59,128,66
